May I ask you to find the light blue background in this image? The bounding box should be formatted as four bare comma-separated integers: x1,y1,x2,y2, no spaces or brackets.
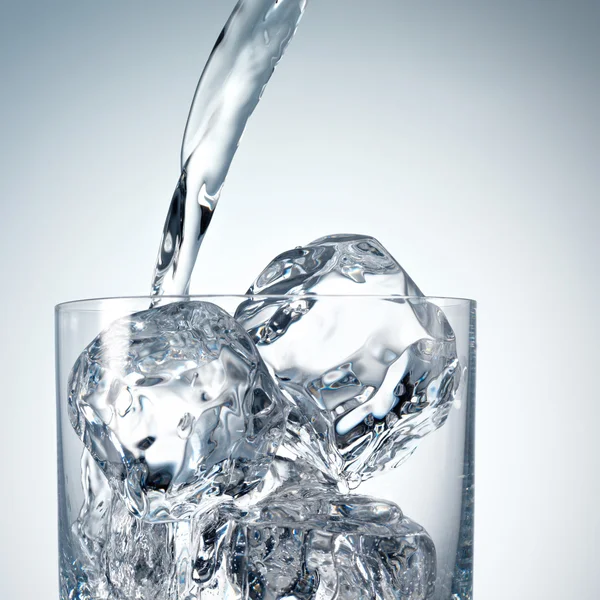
0,1,598,598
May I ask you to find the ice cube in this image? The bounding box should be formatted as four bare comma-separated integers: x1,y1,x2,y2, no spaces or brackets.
68,453,242,600
188,507,245,599
234,492,437,599
235,234,460,486
68,300,287,522
66,450,173,600
235,454,339,510
101,496,173,599
66,453,435,599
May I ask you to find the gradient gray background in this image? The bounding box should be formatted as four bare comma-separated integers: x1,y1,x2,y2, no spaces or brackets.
0,1,598,598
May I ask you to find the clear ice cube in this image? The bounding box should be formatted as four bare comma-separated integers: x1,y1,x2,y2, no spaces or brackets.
66,450,173,600
68,300,287,522
235,234,461,487
233,492,437,599
100,495,173,599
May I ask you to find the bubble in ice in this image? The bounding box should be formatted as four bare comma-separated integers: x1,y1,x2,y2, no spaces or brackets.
233,491,437,599
235,234,461,487
68,300,287,522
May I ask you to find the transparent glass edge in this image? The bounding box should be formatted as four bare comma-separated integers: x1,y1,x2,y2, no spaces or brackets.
56,295,477,312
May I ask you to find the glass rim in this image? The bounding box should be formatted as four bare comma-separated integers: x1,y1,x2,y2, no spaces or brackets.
56,295,476,312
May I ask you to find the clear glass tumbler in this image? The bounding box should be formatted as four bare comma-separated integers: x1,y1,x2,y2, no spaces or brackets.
56,295,476,600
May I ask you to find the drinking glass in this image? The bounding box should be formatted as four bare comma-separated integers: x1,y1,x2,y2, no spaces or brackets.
56,295,476,599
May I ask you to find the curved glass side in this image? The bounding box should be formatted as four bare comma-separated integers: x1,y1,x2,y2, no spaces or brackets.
56,296,476,600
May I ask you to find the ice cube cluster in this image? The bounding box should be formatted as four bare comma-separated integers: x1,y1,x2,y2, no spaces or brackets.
65,235,461,599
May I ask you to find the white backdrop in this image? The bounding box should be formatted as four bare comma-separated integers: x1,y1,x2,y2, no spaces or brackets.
0,1,598,598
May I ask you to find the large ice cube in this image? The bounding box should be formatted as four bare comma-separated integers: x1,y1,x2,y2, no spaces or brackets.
68,300,287,522
235,234,460,486
233,491,436,599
